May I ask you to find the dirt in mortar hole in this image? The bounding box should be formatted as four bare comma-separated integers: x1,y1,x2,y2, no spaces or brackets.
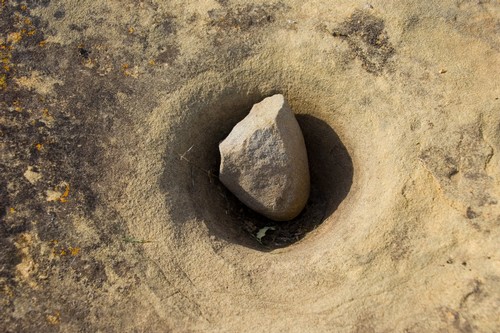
164,95,353,251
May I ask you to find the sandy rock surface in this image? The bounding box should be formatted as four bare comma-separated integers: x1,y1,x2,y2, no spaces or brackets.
1,0,499,332
219,94,310,221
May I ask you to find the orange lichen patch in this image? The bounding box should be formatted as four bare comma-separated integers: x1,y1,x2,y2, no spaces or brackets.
35,143,43,151
7,31,22,44
46,311,61,325
46,182,70,202
128,27,135,34
0,38,10,89
82,57,96,68
59,183,70,202
0,74,6,89
121,63,140,78
12,100,22,112
69,247,80,256
0,43,13,50
41,107,55,125
121,63,131,76
9,207,15,213
39,40,47,47
0,41,12,71
49,241,80,258
1,61,11,70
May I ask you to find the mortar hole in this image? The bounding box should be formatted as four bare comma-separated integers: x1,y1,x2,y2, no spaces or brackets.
162,95,353,251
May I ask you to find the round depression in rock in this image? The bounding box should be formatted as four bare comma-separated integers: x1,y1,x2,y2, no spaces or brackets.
161,90,353,250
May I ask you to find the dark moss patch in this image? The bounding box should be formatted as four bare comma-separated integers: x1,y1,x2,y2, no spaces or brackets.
69,23,87,31
208,3,285,31
53,9,65,19
72,258,108,288
0,3,153,331
0,232,21,282
25,0,52,8
156,44,180,65
466,207,479,219
162,16,177,35
78,47,90,59
216,0,230,6
332,10,395,74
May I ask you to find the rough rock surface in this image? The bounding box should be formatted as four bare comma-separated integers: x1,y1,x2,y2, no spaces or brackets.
1,1,499,332
219,94,310,221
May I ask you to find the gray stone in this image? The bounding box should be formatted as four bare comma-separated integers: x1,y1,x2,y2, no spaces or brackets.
219,94,310,221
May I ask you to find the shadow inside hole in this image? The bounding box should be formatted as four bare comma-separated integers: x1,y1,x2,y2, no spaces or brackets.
161,95,353,251
218,114,354,250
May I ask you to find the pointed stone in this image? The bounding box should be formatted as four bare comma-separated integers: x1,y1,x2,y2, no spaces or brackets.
219,94,310,221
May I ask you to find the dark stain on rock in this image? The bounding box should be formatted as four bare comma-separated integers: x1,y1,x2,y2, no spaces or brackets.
69,23,87,32
419,126,496,220
202,4,287,76
0,176,9,221
388,219,413,261
162,16,177,35
25,0,51,8
460,280,484,309
73,258,108,288
53,9,65,19
216,0,230,6
420,148,459,179
440,307,474,333
0,232,21,282
208,3,285,31
156,44,180,65
78,47,90,59
332,10,395,74
447,2,500,50
466,207,479,219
